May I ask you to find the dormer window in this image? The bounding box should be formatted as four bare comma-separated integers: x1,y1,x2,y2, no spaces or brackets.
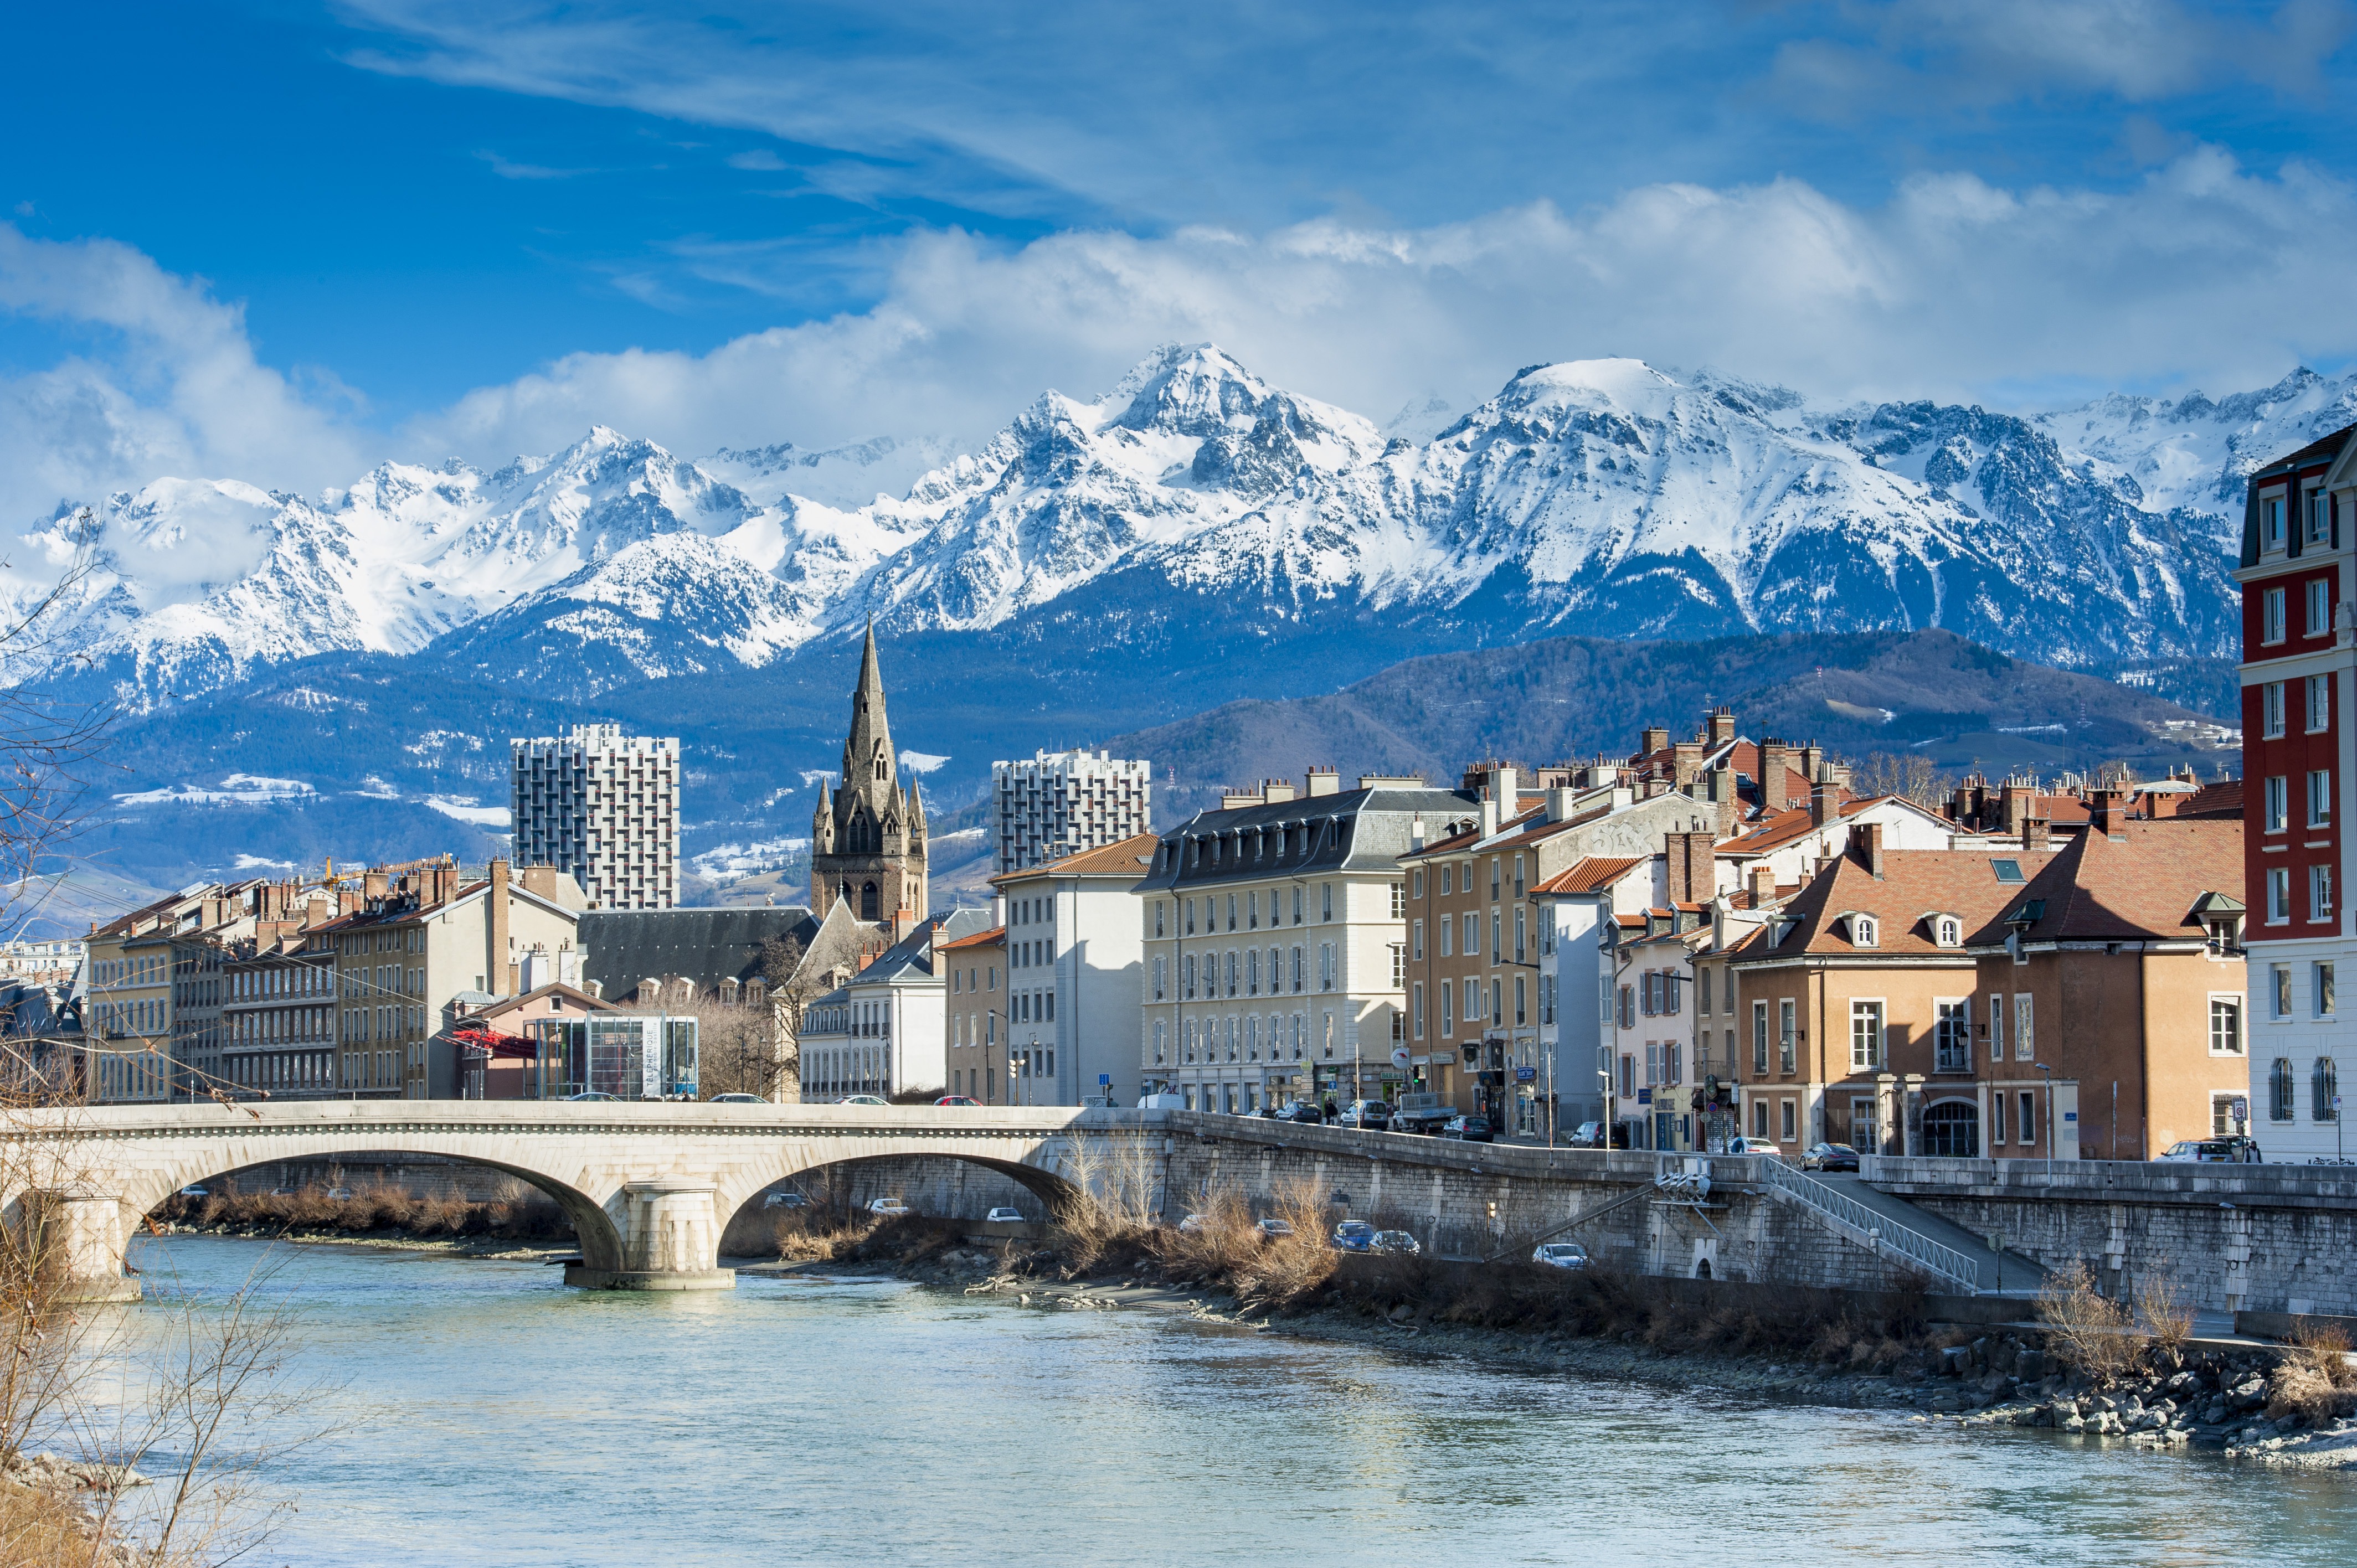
1851,915,1878,948
1933,915,1961,948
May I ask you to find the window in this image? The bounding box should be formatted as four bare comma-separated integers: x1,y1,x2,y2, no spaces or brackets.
1619,986,1634,1030
1991,1092,2006,1143
1515,906,1526,962
2310,491,2334,545
1391,944,1407,989
1850,1000,1885,1070
1619,1053,1634,1097
2312,770,2334,827
2313,676,2334,735
1439,917,1452,957
1753,1100,1769,1138
1752,1000,1769,1074
2264,584,2287,643
1155,902,1166,938
2270,1056,2296,1122
2263,682,2287,739
2273,964,2293,1019
1491,912,1502,963
1699,972,1713,1018
1935,999,1969,1072
1412,919,1424,961
1490,859,1501,901
2269,866,2292,924
1541,974,1555,1026
2319,963,2337,1018
2266,776,2288,833
1412,869,1424,900
1778,999,1796,1074
2313,577,2335,634
1321,884,1333,922
2210,997,2243,1055
2018,1092,2037,1147
2013,993,2034,1061
1413,982,1425,1039
1935,916,1961,948
1440,865,1452,896
1851,915,1877,948
1152,956,1167,1002
1464,912,1479,956
1442,981,1456,1036
1515,975,1527,1027
1779,1099,1796,1142
2312,864,2335,923
2315,1056,2339,1123
1391,881,1406,919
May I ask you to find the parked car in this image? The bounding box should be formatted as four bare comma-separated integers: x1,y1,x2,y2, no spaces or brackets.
709,1092,766,1104
564,1091,622,1101
1440,1113,1494,1143
1391,1105,1453,1136
837,1094,888,1106
1531,1241,1590,1270
762,1191,809,1210
934,1095,980,1107
985,1206,1026,1224
1369,1230,1422,1255
1254,1217,1295,1239
2160,1137,2265,1163
1272,1101,1324,1125
1336,1100,1393,1131
1803,1143,1861,1172
326,1187,353,1201
866,1197,913,1216
1331,1220,1376,1252
1570,1121,1633,1148
1726,1137,1784,1157
177,1185,209,1198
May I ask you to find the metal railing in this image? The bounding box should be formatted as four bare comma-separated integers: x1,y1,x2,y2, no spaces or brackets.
1761,1157,1983,1292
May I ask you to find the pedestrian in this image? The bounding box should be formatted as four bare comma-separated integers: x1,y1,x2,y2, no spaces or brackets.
1322,1096,1339,1125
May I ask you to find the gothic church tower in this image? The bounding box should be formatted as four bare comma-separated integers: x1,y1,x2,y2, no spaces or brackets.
808,625,928,924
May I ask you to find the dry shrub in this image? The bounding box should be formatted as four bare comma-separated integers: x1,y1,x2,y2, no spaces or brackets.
1225,1178,1340,1313
0,1471,113,1568
1048,1136,1160,1273
2038,1260,2142,1384
2268,1323,2357,1423
1162,1190,1261,1285
2134,1266,2198,1355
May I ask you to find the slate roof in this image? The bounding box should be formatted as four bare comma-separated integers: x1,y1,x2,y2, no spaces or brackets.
578,906,820,994
1135,785,1480,893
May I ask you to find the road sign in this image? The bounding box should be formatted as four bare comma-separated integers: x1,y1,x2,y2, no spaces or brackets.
1392,1048,1411,1068
1514,1065,1536,1082
1099,1074,1110,1086
2063,1111,2077,1122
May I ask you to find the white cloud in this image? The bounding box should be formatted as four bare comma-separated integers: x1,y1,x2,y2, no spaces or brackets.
403,149,2357,470
0,224,364,525
726,149,788,172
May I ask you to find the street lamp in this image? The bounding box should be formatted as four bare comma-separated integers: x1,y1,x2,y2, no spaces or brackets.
1598,1067,1614,1151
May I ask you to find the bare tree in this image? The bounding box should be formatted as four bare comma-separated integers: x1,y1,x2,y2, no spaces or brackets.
761,935,821,1104
1849,751,1954,808
0,510,115,942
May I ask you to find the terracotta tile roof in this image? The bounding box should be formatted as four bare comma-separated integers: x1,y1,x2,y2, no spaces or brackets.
1989,817,2243,943
1749,847,2066,959
2174,779,2242,820
990,832,1159,885
1533,855,1648,896
935,924,1006,951
1720,793,1880,855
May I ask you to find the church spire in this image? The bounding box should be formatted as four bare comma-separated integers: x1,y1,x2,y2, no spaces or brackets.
841,620,894,792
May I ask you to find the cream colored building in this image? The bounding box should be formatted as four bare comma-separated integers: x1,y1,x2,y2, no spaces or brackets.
1134,770,1472,1113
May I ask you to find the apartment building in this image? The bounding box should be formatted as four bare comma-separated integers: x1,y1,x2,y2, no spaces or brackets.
85,885,256,1101
992,832,1155,1106
1135,769,1469,1115
317,861,588,1098
939,925,1006,1104
1533,855,1660,1137
992,749,1153,875
511,724,682,910
2238,420,2357,1160
222,929,336,1100
1728,829,2063,1158
794,909,993,1102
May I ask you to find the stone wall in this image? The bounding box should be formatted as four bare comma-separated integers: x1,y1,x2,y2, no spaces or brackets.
1865,1156,2357,1314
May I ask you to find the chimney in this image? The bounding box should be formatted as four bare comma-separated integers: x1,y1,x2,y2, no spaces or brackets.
1747,863,1776,909
1480,788,1500,839
1761,741,1797,812
1707,706,1737,748
2092,788,2125,839
1304,767,1340,798
2001,782,2033,837
1640,725,1670,757
1548,787,1579,823
1812,779,1839,828
2144,790,2176,819
1802,742,1824,782
1854,822,1886,878
488,858,511,997
1671,740,1704,788
1666,830,1716,905
893,904,917,943
2025,815,2052,852
364,869,389,901
1706,763,1740,838
1262,779,1297,803
521,865,560,899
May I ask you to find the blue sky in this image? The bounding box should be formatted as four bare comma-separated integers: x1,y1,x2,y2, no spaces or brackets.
3,1,2355,510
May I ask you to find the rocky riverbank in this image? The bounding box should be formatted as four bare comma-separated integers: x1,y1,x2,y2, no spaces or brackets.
778,1225,2357,1467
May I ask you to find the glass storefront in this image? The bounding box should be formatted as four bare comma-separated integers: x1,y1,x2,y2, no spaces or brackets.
525,1015,698,1099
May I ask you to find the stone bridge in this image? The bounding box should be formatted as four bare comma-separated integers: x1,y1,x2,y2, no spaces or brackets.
10,1101,1155,1299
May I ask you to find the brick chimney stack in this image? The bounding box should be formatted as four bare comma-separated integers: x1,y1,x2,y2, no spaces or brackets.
1761,740,1797,812
1640,725,1669,756
2025,814,2052,852
1854,822,1886,878
1747,863,1776,907
1707,706,1737,748
2091,789,2126,839
1812,778,1839,828
1706,762,1740,838
1672,739,1704,788
1665,830,1716,905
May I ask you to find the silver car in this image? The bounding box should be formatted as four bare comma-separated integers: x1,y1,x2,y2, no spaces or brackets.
1532,1241,1589,1270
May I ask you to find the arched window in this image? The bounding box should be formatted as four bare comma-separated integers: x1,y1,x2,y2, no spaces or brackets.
1936,916,1961,947
2314,1056,2339,1122
2270,1057,2296,1121
1922,1100,1979,1157
1851,915,1878,948
861,881,880,921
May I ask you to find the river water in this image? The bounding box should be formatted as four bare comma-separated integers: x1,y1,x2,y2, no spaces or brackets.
94,1236,2357,1566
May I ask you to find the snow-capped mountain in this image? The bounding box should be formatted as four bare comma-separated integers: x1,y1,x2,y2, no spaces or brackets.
14,344,2352,708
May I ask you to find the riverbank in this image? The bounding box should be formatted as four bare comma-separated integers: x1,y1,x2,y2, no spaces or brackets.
759,1214,2357,1469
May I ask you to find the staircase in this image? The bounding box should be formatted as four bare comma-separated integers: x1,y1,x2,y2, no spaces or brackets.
1760,1162,2047,1296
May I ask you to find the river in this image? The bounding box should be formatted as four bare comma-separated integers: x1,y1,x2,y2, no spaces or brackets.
90,1236,2357,1566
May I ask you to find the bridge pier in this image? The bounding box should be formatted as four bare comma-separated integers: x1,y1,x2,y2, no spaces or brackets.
35,1189,141,1304
563,1177,734,1292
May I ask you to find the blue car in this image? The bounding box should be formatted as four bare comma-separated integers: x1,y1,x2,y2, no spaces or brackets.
1331,1220,1375,1252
